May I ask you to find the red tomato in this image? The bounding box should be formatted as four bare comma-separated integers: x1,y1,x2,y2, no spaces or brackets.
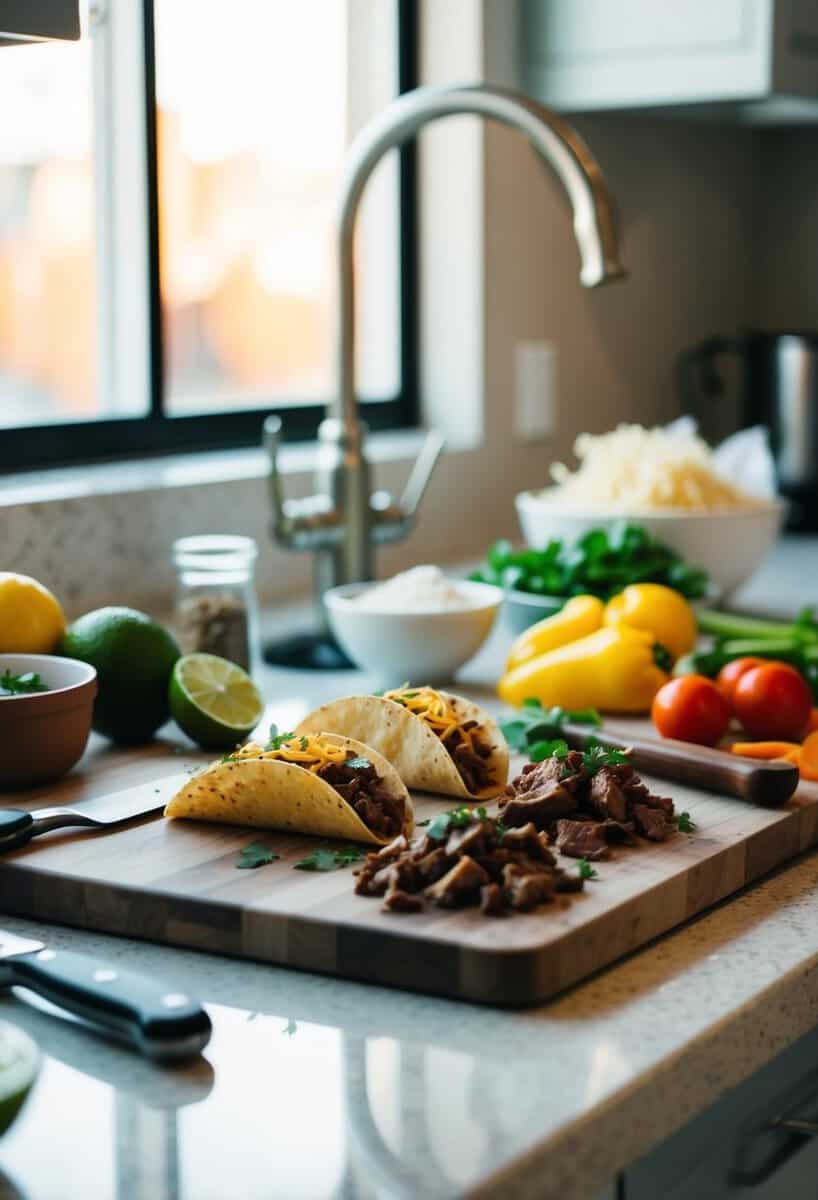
652,675,731,746
716,656,765,705
733,663,813,740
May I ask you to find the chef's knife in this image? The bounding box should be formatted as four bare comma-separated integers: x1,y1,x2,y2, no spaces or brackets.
562,722,800,807
0,928,211,1061
0,772,190,853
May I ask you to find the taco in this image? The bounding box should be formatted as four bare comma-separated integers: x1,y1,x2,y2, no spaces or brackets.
165,731,413,846
295,686,509,800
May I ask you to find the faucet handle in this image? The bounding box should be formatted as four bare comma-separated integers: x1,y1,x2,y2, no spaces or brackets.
263,414,342,550
399,429,445,519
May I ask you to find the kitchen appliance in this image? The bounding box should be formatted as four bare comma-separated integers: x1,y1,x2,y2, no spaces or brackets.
677,331,818,531
0,929,210,1061
263,81,626,670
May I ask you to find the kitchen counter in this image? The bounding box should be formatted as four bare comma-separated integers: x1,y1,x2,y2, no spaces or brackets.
1,537,818,1200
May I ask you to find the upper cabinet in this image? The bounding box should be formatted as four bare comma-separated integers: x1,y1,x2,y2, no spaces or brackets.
522,0,818,123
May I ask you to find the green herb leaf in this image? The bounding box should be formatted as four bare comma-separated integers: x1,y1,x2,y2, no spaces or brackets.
500,701,600,752
581,738,630,776
676,811,697,833
415,818,430,827
236,842,280,870
221,752,239,763
426,806,478,841
294,846,365,872
528,738,570,763
0,670,49,696
345,756,371,770
265,729,296,751
577,858,599,880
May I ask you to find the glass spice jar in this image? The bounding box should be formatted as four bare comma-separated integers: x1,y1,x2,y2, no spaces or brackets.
172,535,258,672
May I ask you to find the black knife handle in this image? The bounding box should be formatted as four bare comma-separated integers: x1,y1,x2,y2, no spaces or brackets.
0,811,35,851
10,948,211,1062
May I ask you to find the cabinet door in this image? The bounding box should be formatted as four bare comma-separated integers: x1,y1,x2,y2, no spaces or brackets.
625,1024,818,1199
523,0,773,110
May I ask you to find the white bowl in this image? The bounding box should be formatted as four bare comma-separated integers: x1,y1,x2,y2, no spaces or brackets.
515,490,786,601
324,581,503,688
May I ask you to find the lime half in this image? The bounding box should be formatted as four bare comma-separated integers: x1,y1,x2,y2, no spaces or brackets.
169,653,264,750
0,1021,39,1136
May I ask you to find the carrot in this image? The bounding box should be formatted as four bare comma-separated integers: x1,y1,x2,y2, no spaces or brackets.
730,740,802,760
799,732,818,781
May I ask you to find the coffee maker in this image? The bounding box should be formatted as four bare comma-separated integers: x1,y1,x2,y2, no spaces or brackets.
677,331,818,531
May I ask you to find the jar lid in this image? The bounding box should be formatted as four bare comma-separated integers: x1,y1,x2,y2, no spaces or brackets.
173,535,258,572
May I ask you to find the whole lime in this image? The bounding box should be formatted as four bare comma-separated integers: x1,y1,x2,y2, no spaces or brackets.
0,1021,39,1137
61,607,180,744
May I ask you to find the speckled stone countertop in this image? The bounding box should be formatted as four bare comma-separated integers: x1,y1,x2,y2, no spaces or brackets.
0,539,817,1200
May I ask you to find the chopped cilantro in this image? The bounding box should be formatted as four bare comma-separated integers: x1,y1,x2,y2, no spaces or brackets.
577,858,599,880
294,846,365,872
236,842,280,870
528,738,570,763
265,728,296,751
221,752,239,763
426,805,487,841
0,670,49,696
581,738,630,776
676,811,697,833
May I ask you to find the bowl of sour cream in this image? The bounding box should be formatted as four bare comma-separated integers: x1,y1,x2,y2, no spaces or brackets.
324,566,503,688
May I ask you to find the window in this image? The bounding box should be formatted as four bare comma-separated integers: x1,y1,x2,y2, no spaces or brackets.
0,0,417,469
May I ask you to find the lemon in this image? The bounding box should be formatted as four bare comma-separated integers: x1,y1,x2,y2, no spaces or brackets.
61,607,180,744
0,1021,39,1137
169,653,264,750
0,573,66,654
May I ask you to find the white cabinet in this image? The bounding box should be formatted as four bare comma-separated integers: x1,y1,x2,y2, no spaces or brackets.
522,0,818,122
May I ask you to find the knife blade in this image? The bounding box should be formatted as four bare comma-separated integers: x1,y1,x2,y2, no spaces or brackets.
0,928,211,1061
0,772,190,853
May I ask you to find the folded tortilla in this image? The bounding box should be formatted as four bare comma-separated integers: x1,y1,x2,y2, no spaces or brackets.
295,688,509,800
165,732,414,846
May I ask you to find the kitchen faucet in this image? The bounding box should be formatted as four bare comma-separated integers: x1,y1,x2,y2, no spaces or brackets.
264,83,625,669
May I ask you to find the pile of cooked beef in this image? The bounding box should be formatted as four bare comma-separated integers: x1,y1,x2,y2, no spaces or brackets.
499,749,675,860
441,719,495,794
354,812,583,915
312,753,405,839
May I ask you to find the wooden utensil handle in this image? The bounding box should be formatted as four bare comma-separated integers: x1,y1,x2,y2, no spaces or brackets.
563,724,799,807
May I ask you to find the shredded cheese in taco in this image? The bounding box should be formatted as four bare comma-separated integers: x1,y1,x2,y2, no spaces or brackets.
380,687,496,794
232,734,350,773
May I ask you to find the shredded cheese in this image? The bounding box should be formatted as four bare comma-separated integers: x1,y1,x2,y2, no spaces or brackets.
382,686,475,751
544,423,761,512
233,735,349,774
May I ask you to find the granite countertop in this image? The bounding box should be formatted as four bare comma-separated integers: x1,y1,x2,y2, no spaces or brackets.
1,538,817,1200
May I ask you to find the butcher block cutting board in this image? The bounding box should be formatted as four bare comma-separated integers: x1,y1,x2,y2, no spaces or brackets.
1,727,817,1006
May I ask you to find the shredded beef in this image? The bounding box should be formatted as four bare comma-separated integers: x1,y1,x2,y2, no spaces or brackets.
316,754,404,839
354,811,584,916
440,720,496,794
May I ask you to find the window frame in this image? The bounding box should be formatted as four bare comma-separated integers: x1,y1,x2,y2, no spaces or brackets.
0,0,418,471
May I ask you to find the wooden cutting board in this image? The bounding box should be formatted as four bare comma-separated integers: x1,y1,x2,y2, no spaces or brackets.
1,728,817,1006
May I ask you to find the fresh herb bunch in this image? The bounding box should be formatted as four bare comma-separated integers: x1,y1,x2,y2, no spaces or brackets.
501,700,601,754
0,670,48,696
471,522,709,601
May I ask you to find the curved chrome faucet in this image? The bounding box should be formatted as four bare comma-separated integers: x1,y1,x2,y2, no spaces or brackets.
265,82,626,647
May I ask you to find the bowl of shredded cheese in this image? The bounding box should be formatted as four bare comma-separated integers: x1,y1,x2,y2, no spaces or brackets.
516,424,785,598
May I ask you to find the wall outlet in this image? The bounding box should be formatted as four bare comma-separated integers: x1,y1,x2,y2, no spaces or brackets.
514,340,559,442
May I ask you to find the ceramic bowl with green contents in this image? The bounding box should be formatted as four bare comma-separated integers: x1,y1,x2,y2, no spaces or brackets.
0,654,97,789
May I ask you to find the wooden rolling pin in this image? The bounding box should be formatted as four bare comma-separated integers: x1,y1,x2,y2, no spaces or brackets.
562,723,800,808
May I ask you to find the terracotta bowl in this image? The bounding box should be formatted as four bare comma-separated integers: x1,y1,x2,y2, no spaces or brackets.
0,654,97,790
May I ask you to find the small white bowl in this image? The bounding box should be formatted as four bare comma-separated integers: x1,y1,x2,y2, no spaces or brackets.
324,580,503,688
515,490,786,600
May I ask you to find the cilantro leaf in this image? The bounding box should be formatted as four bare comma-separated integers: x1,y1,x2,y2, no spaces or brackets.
577,858,599,880
294,846,365,872
265,729,296,751
581,738,630,777
528,738,570,763
676,811,697,833
426,805,488,841
236,842,280,870
501,702,600,752
0,670,49,696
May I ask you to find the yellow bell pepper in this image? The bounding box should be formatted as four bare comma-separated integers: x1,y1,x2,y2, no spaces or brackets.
604,583,696,662
506,594,605,672
497,625,669,713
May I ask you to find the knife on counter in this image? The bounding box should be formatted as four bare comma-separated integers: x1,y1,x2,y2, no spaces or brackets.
0,772,189,854
0,928,211,1061
562,722,800,807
